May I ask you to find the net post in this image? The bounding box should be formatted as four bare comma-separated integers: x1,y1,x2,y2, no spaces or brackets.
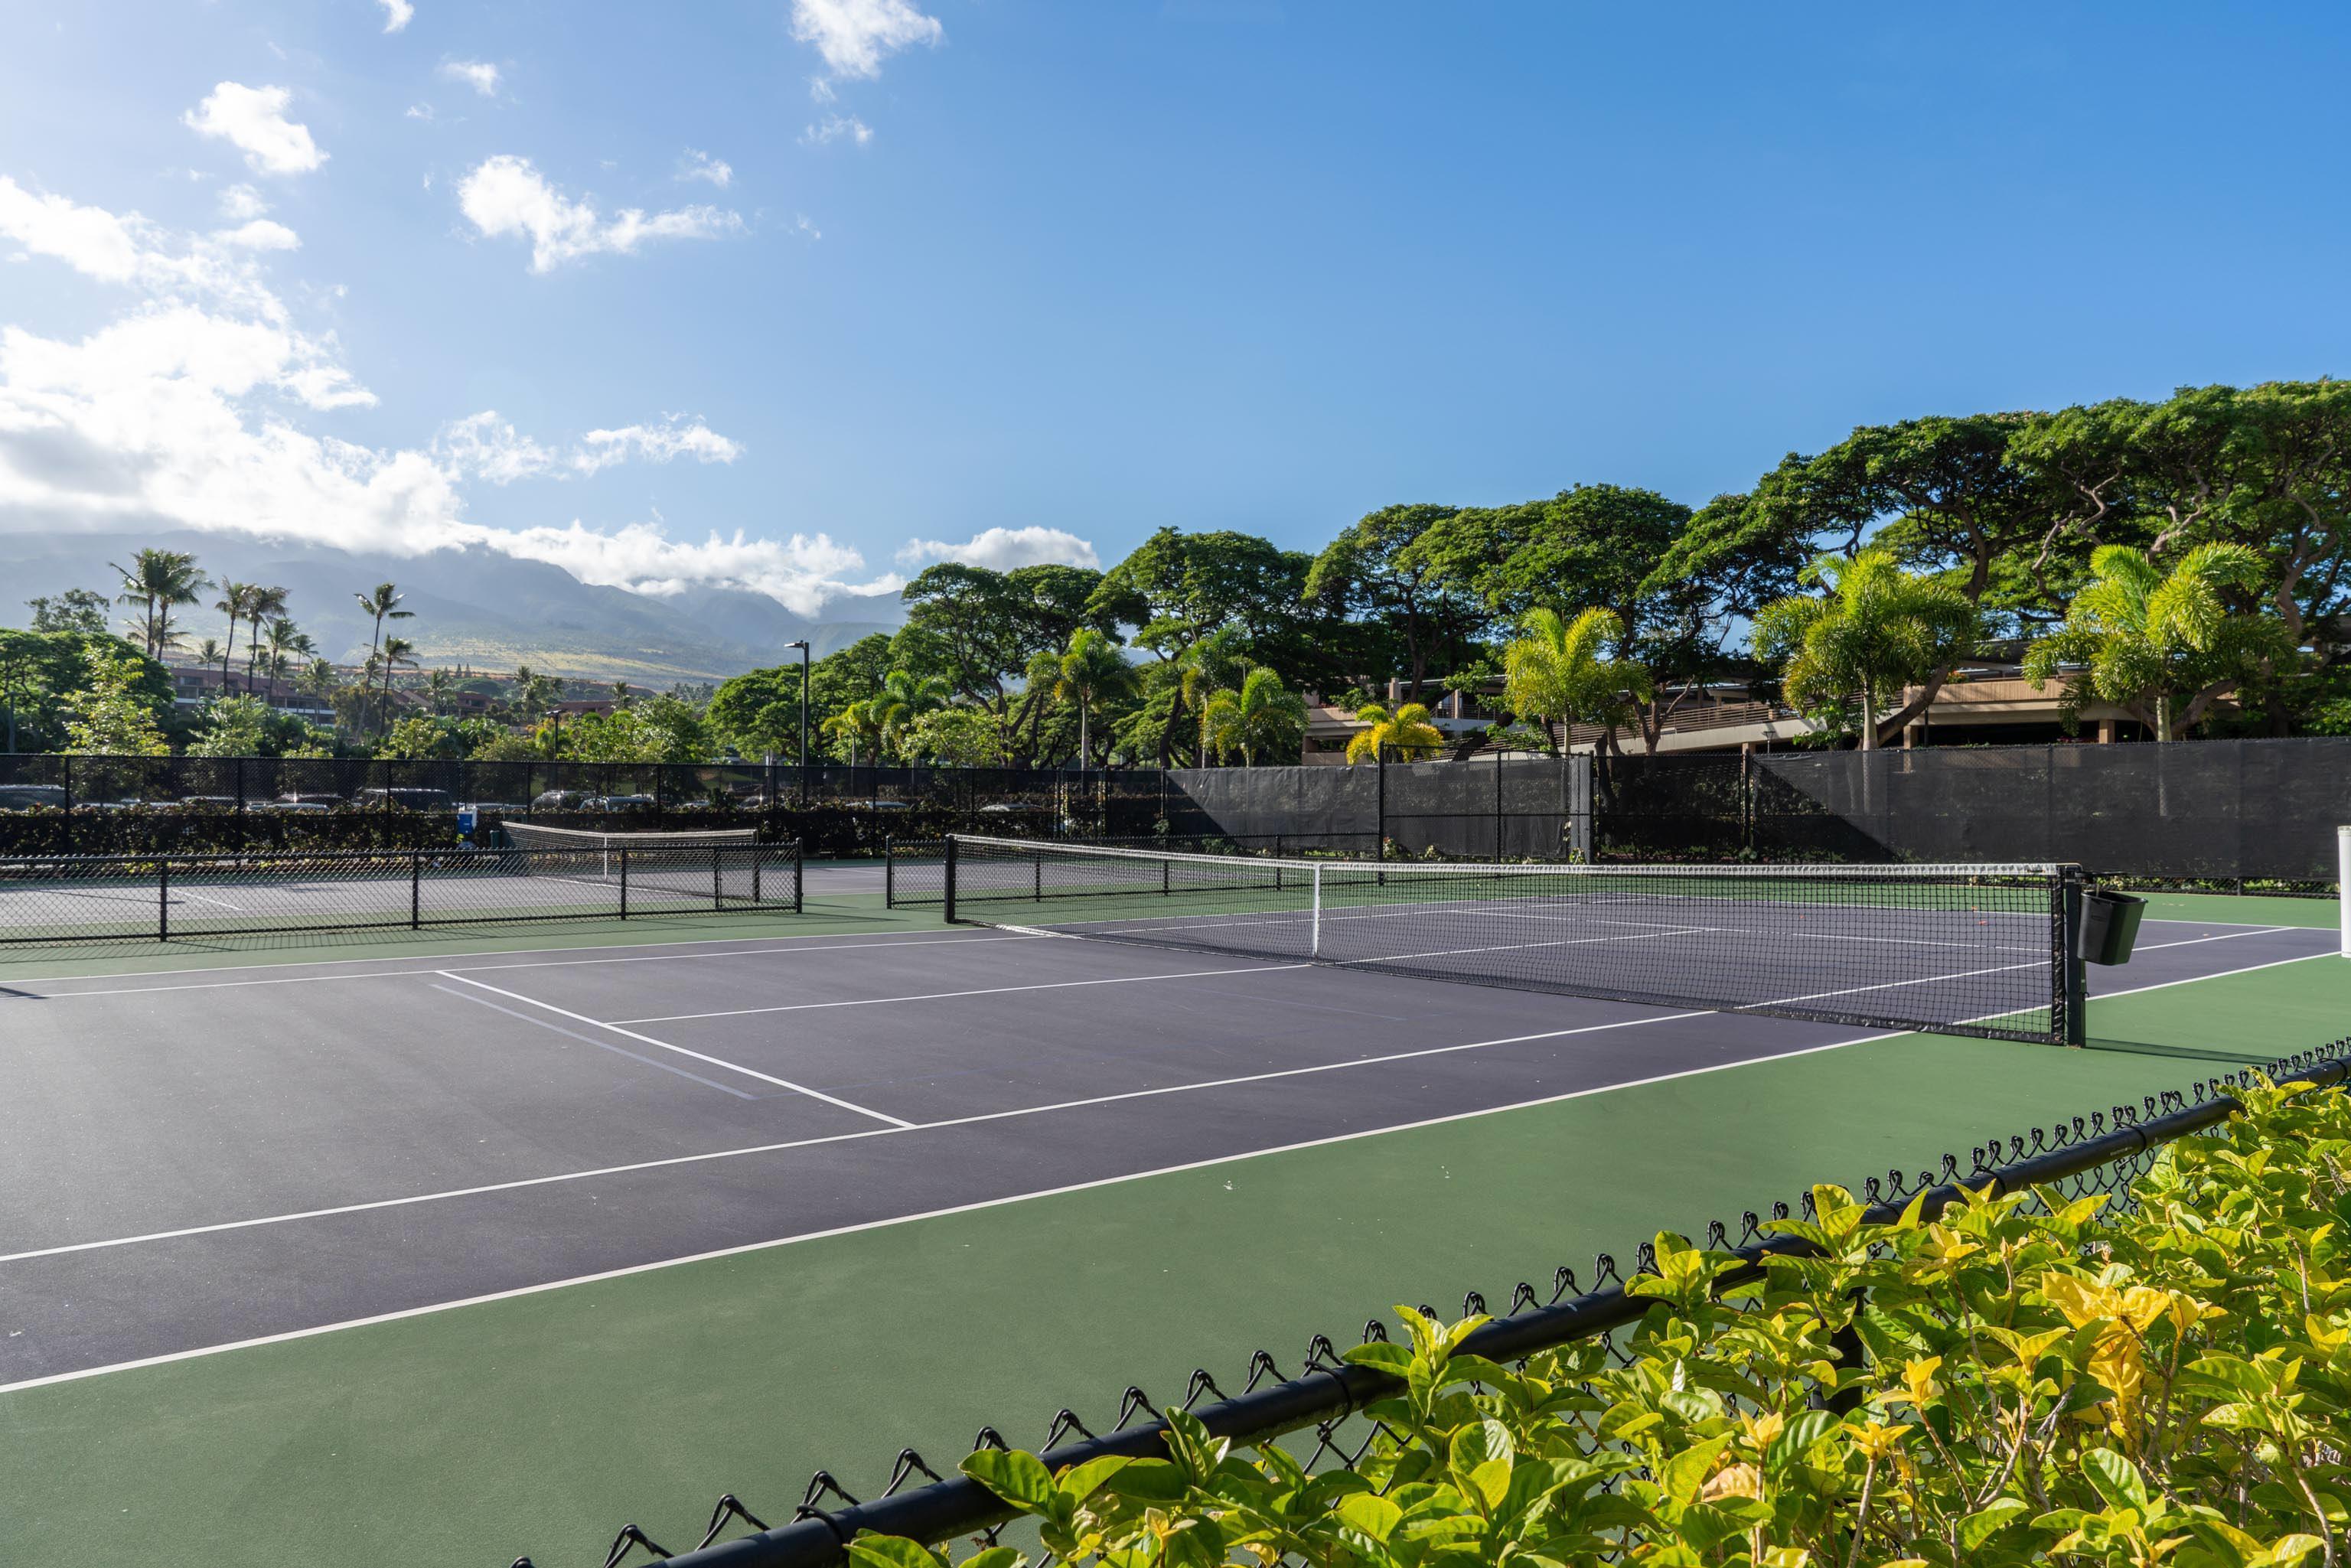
410,848,421,930
2338,826,2350,958
1034,846,1042,901
1311,864,1322,957
158,855,169,941
712,843,722,911
885,835,895,908
793,839,804,912
2058,865,2086,1047
754,843,764,906
619,845,629,920
943,835,959,924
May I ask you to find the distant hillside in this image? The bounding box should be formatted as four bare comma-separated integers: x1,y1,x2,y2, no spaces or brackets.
1,533,902,683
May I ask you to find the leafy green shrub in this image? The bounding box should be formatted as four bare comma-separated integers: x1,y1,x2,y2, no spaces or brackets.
872,1074,2349,1568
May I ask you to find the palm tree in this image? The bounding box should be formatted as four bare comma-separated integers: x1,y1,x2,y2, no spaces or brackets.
2023,543,2282,742
862,670,953,761
1753,546,1981,751
1055,628,1132,767
1502,606,1649,755
353,582,413,729
241,585,289,695
299,656,337,701
111,549,208,659
1201,667,1308,765
194,637,227,679
1345,700,1445,764
262,618,315,686
211,581,257,692
426,667,457,716
821,703,879,767
378,635,419,717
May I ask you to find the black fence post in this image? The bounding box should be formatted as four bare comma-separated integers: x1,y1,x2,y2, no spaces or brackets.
158,855,169,941
1375,744,1387,862
884,835,894,908
61,755,73,851
942,836,958,924
2059,865,2087,1048
792,839,804,913
410,849,422,930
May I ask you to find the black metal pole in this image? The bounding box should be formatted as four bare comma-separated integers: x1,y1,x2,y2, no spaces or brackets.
2059,865,2088,1048
941,835,958,924
787,640,811,809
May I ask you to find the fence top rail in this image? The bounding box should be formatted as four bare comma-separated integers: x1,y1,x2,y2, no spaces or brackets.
945,833,2065,880
0,843,801,871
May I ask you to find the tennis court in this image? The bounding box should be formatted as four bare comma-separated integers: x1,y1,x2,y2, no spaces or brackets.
0,850,2344,1564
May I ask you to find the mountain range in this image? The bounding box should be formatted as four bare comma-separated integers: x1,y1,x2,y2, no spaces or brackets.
0,533,902,684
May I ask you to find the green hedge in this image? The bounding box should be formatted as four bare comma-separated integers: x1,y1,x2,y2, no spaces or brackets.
881,1074,2350,1568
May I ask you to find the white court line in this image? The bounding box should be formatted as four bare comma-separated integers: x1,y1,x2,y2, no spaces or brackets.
174,892,247,913
0,923,1022,991
433,973,915,1129
429,983,758,1100
10,942,2336,1396
8,939,2330,1281
612,960,1316,1025
3,932,1047,1002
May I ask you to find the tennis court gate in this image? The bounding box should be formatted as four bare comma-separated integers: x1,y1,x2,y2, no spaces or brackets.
1160,755,1595,861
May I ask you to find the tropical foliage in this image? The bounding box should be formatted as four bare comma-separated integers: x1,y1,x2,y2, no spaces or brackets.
18,377,2351,763
1501,606,1647,753
1753,549,1981,750
879,1071,2351,1568
1345,701,1446,764
2024,545,2285,742
1201,667,1307,764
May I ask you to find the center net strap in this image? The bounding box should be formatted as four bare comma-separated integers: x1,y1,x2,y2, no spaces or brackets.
944,834,2066,1043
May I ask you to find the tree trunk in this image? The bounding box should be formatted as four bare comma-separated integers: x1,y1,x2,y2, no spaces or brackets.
1857,685,1880,751
1078,698,1090,767
2154,692,2174,742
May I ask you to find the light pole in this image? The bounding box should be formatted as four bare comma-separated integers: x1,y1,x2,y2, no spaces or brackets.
786,640,810,807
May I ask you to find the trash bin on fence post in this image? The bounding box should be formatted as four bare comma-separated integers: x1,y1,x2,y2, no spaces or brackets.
2075,887,2147,966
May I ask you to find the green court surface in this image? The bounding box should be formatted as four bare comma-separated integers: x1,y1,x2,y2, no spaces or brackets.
1,895,2345,1566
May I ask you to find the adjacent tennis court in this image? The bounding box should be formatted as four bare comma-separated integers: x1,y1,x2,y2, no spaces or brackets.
0,846,2343,1564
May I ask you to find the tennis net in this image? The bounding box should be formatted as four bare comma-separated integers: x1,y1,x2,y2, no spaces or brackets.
942,835,2082,1043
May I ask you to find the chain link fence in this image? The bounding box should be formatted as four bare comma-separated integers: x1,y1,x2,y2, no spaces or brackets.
510,1039,2351,1568
0,842,803,945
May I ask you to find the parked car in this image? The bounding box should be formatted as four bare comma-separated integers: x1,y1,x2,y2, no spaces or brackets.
0,784,67,810
270,793,344,809
582,793,658,811
841,798,913,810
352,787,453,809
530,789,592,810
178,796,241,809
254,797,332,813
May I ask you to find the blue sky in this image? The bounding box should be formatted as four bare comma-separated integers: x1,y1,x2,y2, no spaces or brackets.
2,2,2347,618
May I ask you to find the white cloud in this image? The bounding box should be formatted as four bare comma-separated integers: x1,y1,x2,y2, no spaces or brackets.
897,527,1101,572
457,155,743,273
801,114,873,148
0,176,145,282
575,416,743,472
405,103,435,122
214,219,301,252
182,83,328,176
0,179,889,615
794,213,822,241
678,148,733,187
217,184,269,222
809,77,837,103
435,410,556,483
791,0,942,79
439,59,501,97
377,0,415,32
439,410,740,481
